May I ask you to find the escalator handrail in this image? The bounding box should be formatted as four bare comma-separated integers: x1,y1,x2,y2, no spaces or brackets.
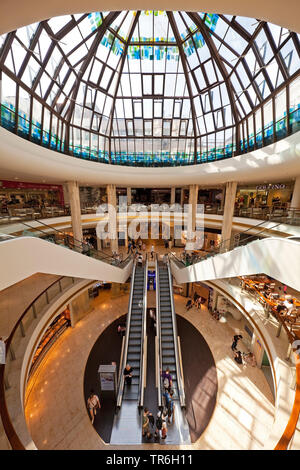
6,216,132,267
32,218,115,262
166,260,186,408
169,220,285,269
138,257,148,409
116,260,137,409
155,254,163,409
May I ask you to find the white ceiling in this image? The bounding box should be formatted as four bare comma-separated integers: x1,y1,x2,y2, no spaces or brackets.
0,0,300,35
0,126,300,187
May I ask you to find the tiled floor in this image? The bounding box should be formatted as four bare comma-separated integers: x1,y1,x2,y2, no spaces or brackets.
24,288,275,450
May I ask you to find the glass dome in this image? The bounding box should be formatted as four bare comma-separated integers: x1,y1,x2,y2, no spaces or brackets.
0,11,300,166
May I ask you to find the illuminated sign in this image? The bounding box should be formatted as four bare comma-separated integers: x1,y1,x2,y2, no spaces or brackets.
256,184,286,190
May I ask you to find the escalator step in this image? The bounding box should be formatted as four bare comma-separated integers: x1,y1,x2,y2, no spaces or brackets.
162,349,175,357
161,335,173,342
162,357,176,364
161,329,173,335
128,347,141,354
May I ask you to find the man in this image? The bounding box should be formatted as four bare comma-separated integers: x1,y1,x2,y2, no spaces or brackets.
150,245,155,260
231,334,242,351
124,364,133,385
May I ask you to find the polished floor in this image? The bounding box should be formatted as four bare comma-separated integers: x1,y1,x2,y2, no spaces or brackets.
24,287,275,450
83,310,217,444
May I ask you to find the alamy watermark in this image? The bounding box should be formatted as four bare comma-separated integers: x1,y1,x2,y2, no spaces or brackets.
95,196,205,250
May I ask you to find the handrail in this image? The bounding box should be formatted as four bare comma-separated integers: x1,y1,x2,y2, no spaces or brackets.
0,216,132,267
0,275,70,450
172,219,285,268
275,351,300,450
155,254,163,410
235,278,300,450
166,260,186,408
24,218,114,263
116,261,136,410
138,256,148,410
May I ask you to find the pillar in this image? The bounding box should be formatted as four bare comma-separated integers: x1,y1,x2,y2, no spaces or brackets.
188,184,198,233
170,187,176,206
180,188,185,207
127,187,132,206
211,289,219,310
107,184,118,253
291,176,300,208
221,181,237,250
62,183,69,207
67,181,83,245
220,184,226,212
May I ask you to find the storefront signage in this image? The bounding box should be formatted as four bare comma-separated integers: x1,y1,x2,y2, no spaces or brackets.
256,184,286,190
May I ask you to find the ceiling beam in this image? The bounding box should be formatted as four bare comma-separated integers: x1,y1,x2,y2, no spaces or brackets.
167,11,199,163
107,11,140,163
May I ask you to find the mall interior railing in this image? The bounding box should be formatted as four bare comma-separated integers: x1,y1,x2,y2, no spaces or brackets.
1,202,300,225
138,256,148,411
170,216,297,269
0,216,132,268
0,275,78,450
116,260,136,411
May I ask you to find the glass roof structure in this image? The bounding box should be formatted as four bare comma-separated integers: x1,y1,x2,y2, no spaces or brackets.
0,11,300,166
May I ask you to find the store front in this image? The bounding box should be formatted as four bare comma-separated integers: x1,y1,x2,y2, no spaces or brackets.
235,182,294,210
29,307,71,378
0,180,64,213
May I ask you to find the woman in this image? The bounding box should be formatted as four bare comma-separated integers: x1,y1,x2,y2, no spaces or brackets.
87,390,101,424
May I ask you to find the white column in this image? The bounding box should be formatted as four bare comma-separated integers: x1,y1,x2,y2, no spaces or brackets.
170,187,176,206
291,176,300,208
220,184,226,212
211,289,219,310
188,184,198,233
221,181,237,250
180,188,185,207
107,184,118,253
127,187,132,206
67,181,83,244
62,183,69,207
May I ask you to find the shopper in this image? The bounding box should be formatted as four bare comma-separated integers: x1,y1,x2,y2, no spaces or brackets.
142,408,152,439
154,411,163,439
0,337,6,365
150,245,155,260
162,368,173,392
149,309,156,329
231,334,242,351
124,364,133,385
186,298,193,311
87,390,101,424
161,414,168,440
234,350,243,365
167,390,175,424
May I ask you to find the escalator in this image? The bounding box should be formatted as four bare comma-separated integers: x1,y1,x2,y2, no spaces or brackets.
156,257,185,408
122,263,146,401
115,257,147,409
110,258,147,444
